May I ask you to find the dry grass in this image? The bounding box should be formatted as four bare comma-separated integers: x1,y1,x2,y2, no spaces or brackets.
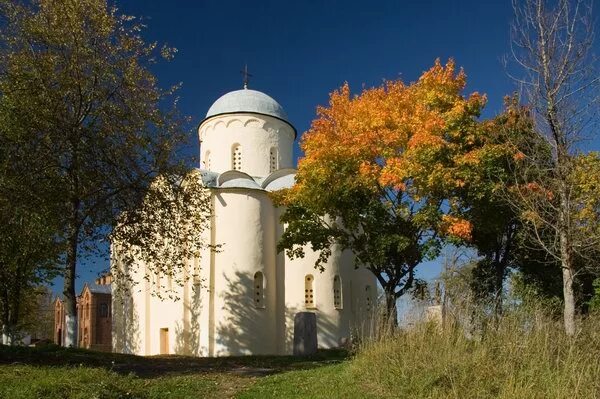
350,307,600,399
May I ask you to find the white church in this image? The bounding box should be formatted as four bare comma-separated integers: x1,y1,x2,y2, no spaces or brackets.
111,85,377,357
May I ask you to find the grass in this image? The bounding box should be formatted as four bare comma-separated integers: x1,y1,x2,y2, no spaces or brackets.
348,310,600,399
0,345,351,398
2,311,600,398
238,363,377,399
0,364,242,399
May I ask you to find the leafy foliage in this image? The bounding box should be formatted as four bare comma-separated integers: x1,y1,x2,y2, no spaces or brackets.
275,60,503,318
111,171,213,301
0,0,201,343
0,97,62,341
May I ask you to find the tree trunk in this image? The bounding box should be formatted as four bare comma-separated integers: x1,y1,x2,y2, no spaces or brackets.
559,229,576,336
1,284,9,345
384,290,398,328
1,324,14,345
493,225,514,326
0,277,17,345
63,217,79,347
559,179,576,336
493,259,504,327
7,277,21,346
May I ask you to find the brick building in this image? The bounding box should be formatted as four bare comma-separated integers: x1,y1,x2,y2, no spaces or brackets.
54,275,112,351
54,297,66,346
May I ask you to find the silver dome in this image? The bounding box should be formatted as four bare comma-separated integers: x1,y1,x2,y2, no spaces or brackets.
205,89,290,123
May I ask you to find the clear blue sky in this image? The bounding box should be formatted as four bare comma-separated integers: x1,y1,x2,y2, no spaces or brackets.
56,0,596,294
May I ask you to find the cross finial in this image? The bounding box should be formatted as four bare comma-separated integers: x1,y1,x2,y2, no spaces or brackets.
241,64,252,89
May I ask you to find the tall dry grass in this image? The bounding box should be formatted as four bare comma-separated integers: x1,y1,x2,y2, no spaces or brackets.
350,304,600,399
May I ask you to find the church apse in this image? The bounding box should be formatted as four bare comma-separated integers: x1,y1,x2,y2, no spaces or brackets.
211,189,278,356
215,271,275,355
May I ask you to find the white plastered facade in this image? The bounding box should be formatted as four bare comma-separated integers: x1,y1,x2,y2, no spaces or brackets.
112,88,377,356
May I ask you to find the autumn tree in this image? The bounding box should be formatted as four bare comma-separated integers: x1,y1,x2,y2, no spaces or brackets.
452,105,521,320
508,152,600,315
0,0,194,346
506,0,600,335
510,150,600,313
275,60,491,323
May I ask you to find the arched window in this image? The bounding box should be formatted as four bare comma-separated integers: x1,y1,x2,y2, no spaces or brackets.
204,150,211,170
333,275,342,309
269,148,278,173
99,303,109,318
254,271,265,308
365,285,372,312
84,296,90,318
305,274,315,308
232,145,242,170
155,272,161,293
192,258,201,286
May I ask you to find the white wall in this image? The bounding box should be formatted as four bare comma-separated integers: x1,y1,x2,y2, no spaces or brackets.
198,113,295,177
112,245,202,356
282,239,374,353
113,193,378,357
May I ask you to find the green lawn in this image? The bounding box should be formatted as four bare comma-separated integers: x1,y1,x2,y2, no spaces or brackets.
238,362,377,399
0,345,358,399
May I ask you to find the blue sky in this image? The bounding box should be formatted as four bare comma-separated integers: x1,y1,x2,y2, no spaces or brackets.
56,0,593,294
119,0,518,150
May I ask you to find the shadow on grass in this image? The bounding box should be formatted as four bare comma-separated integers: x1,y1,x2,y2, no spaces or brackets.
0,344,348,378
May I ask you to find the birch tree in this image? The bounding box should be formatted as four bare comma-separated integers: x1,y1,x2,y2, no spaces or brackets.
507,0,599,335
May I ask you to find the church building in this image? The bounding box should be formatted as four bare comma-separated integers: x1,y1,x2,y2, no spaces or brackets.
54,274,112,351
111,85,376,357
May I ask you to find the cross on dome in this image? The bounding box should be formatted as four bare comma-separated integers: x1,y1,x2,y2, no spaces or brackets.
240,64,252,89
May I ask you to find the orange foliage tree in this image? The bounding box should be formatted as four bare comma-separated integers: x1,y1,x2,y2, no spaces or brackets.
274,60,511,321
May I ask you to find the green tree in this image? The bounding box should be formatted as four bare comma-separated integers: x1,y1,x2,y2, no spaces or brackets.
0,206,61,343
0,97,62,344
454,98,548,320
0,0,192,346
0,131,61,343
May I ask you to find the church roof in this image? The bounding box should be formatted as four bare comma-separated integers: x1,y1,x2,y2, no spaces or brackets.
205,89,291,125
88,284,112,295
197,168,296,192
80,283,112,296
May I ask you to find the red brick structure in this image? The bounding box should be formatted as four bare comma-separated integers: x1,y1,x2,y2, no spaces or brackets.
54,275,112,351
53,299,66,346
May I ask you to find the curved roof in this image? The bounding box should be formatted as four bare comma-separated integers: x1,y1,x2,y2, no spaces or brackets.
217,170,262,190
205,89,290,124
261,169,297,191
196,168,296,192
